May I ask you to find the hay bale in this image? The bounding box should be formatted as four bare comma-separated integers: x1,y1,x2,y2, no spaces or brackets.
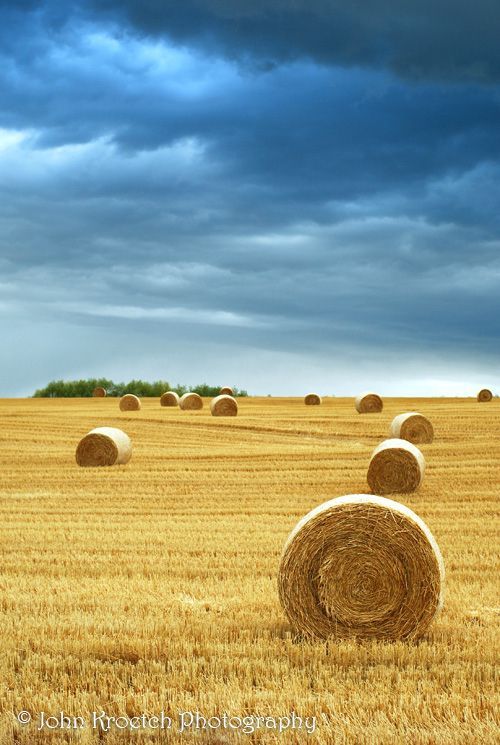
367,438,425,494
390,412,434,444
219,386,234,396
278,494,444,640
179,392,203,410
160,391,179,407
119,394,141,411
477,389,493,402
76,427,132,467
92,387,106,397
304,393,321,406
210,394,238,417
355,392,383,413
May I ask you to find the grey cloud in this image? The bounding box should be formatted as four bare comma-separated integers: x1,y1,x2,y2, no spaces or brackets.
3,1,500,83
76,0,500,83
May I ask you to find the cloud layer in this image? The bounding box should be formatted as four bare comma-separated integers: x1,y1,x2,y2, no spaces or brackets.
0,2,499,395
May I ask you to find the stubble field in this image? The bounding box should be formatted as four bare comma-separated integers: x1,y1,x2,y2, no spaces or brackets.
0,396,498,744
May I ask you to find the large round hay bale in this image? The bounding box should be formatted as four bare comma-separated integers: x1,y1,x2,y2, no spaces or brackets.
119,394,141,411
179,392,203,410
160,391,179,407
477,389,493,402
76,427,132,467
92,387,106,397
367,438,425,494
219,386,234,396
210,394,238,417
355,392,383,413
278,494,444,640
390,412,434,444
304,393,321,406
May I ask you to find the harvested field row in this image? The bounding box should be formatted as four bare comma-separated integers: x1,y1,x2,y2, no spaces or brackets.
0,397,498,744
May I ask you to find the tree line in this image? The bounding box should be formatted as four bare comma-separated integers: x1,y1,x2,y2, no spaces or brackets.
33,379,248,398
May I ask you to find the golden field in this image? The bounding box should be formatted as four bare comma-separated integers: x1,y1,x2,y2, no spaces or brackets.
0,396,498,744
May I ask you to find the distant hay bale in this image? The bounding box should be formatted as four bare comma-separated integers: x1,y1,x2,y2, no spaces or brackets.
119,394,141,411
304,393,321,406
219,386,234,396
477,389,493,402
76,427,132,467
179,392,203,410
210,394,238,417
160,391,179,407
390,412,434,444
278,494,444,640
355,392,383,413
92,387,106,398
367,438,425,494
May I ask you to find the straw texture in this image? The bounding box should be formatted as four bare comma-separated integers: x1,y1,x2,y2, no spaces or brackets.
160,391,179,407
390,412,434,444
304,393,321,406
179,392,203,410
477,389,493,402
210,394,238,417
367,438,425,494
76,427,132,467
92,387,106,398
278,494,444,640
355,392,383,413
219,386,234,396
119,394,141,411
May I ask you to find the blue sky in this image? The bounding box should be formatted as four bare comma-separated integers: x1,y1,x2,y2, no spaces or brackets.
1,1,499,396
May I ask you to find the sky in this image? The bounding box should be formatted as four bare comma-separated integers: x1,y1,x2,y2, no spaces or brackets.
1,1,499,396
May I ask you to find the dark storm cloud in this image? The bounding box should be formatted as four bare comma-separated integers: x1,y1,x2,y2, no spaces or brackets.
1,32,500,227
60,0,500,83
2,1,500,83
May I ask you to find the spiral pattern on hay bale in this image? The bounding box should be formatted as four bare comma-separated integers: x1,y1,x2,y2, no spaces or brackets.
355,392,383,413
219,386,234,396
477,389,493,402
179,392,203,410
76,427,132,467
390,412,434,444
210,394,238,417
160,391,179,407
92,387,106,397
119,394,141,411
367,438,425,494
278,494,444,640
304,393,321,406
